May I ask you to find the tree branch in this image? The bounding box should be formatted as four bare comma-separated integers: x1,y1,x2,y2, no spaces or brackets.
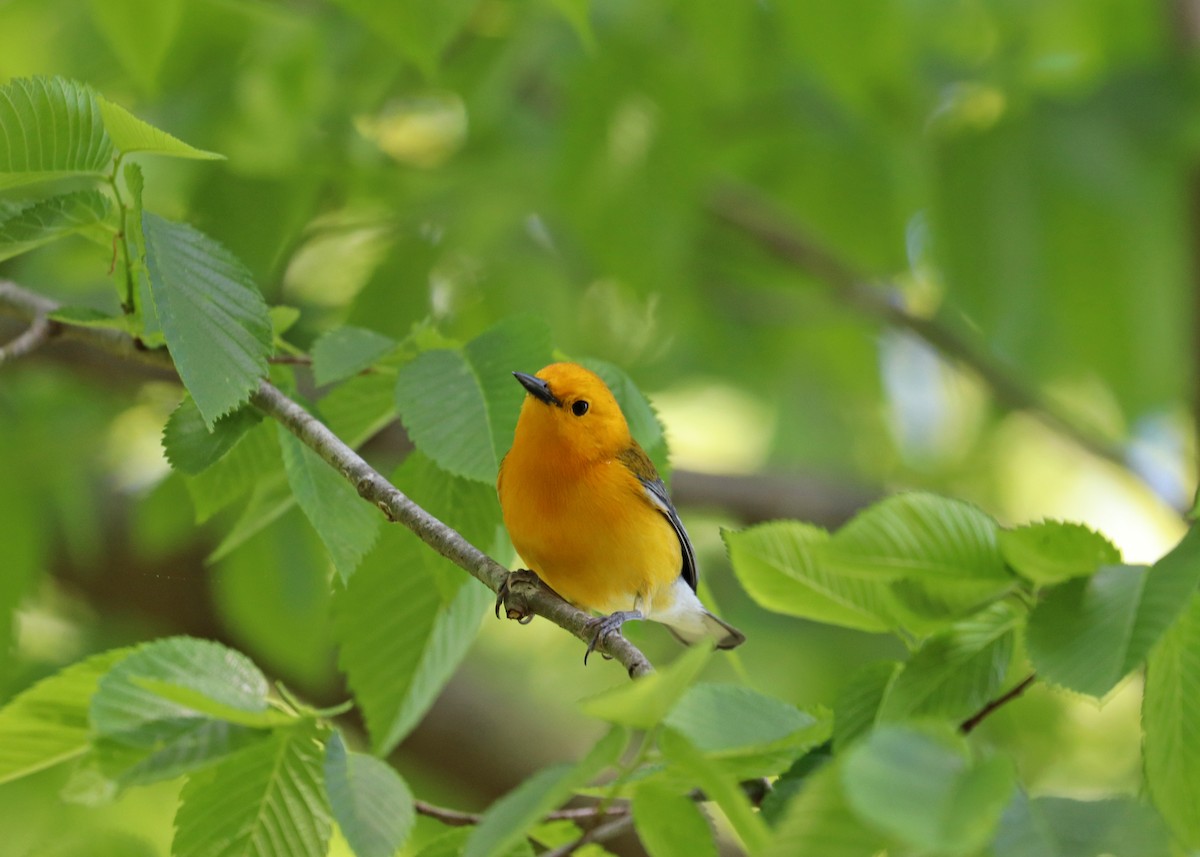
542,814,636,857
0,314,57,364
413,799,629,828
708,185,1174,510
0,280,654,679
960,673,1037,735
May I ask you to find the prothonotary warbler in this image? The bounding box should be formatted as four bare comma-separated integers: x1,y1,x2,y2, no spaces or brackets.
497,361,745,659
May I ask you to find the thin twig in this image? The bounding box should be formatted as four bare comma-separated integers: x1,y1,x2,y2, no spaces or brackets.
267,354,312,365
413,799,629,828
541,814,636,857
960,673,1037,734
0,280,655,680
0,315,57,364
708,185,1176,510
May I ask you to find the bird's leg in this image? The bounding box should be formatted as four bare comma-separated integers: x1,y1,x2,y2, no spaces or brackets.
495,569,543,624
584,610,644,665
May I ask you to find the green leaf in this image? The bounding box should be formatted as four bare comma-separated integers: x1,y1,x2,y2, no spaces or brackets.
324,731,415,857
88,0,183,92
821,492,1008,582
0,190,113,261
206,476,294,563
163,396,263,476
98,97,222,159
394,315,552,483
880,602,1018,721
0,76,113,189
999,520,1121,585
663,683,829,777
1026,564,1153,697
183,419,281,523
723,522,895,632
90,636,272,747
658,729,771,854
993,791,1171,857
142,212,272,428
0,647,133,784
764,764,891,857
463,728,626,857
277,423,381,583
312,326,396,386
318,372,398,448
631,783,717,857
840,724,1013,854
1144,592,1200,848
578,643,713,730
128,679,292,729
78,721,272,793
331,0,480,78
832,661,898,751
173,720,332,857
48,305,133,331
334,455,500,754
579,358,668,475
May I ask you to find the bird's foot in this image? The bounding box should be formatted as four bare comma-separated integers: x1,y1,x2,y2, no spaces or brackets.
584,610,643,665
495,569,542,624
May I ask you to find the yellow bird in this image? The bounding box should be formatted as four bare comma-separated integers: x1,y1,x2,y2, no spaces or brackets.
497,362,745,658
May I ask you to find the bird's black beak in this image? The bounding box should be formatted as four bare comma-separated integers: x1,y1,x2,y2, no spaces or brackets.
513,371,560,406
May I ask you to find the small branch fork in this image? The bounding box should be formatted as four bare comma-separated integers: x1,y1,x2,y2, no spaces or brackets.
0,279,654,680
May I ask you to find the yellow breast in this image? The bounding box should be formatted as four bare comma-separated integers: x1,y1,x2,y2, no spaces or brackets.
498,452,681,614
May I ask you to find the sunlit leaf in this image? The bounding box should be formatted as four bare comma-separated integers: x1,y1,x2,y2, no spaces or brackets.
1144,593,1200,848
173,720,332,857
880,602,1018,721
394,315,552,483
0,76,112,189
334,455,499,754
277,422,381,582
631,783,717,857
0,648,133,784
0,190,112,261
999,520,1121,585
764,763,891,857
578,643,713,730
993,790,1171,857
90,636,273,747
325,731,416,857
143,212,272,427
311,325,396,386
658,729,770,854
163,396,263,476
840,724,1013,854
1026,530,1200,698
724,521,895,632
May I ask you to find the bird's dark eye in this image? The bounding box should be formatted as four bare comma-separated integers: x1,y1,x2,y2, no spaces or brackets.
571,400,589,416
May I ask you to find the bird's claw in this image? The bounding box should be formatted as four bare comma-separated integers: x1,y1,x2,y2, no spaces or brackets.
495,569,542,624
583,611,642,665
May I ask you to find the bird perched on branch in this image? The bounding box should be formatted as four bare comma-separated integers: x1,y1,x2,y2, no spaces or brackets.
497,361,744,659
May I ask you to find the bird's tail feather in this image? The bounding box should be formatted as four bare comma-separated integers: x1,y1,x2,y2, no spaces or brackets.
666,610,745,650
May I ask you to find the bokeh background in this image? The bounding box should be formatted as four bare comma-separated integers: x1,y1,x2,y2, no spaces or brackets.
0,1,1195,854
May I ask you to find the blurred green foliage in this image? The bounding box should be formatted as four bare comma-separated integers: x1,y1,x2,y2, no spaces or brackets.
2,0,1199,855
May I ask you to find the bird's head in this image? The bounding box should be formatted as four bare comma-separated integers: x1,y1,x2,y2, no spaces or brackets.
511,362,632,465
